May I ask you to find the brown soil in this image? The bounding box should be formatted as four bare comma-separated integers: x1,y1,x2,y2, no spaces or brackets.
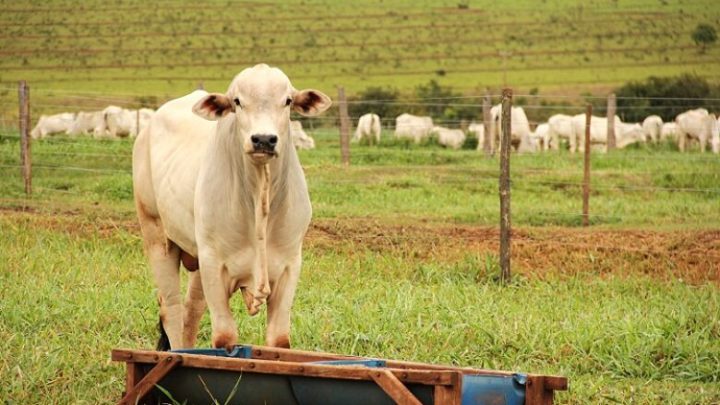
3,206,718,284
307,218,720,285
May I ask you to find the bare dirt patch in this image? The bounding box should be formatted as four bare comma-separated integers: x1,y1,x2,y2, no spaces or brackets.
307,218,720,284
3,207,717,284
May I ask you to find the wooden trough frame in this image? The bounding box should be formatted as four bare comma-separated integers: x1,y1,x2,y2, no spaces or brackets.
113,345,567,405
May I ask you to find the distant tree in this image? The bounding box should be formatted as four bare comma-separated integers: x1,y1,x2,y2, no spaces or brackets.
414,80,478,123
614,74,720,122
692,23,717,53
348,86,401,124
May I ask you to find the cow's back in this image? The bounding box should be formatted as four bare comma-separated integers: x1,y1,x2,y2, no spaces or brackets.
133,90,215,254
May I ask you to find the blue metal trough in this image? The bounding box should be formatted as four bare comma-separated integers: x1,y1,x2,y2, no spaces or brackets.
112,345,567,405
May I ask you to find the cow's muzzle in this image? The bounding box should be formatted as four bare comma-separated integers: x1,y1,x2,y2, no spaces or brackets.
250,134,278,155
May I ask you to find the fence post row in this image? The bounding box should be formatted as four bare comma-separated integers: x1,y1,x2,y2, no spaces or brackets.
499,88,512,284
18,80,31,196
482,89,493,157
606,93,616,151
583,104,592,227
337,86,350,166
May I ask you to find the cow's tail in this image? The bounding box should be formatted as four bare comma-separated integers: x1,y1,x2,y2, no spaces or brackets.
156,315,171,351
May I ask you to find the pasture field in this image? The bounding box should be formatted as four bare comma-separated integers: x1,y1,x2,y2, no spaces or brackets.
1,130,719,403
1,0,720,122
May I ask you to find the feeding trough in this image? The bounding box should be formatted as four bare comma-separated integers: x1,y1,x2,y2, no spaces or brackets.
113,344,567,404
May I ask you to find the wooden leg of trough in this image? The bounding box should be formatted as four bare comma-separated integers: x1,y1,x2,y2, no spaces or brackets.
370,369,423,405
433,371,462,405
525,375,554,405
118,355,183,405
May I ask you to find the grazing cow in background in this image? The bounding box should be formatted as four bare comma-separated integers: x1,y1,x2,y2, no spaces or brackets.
571,115,645,152
546,114,574,151
68,111,106,137
289,120,315,150
30,112,75,139
660,122,678,143
133,64,331,350
642,115,663,143
468,121,485,151
394,113,433,143
489,104,534,153
104,106,135,138
432,126,466,149
531,123,550,152
675,108,719,153
353,113,381,144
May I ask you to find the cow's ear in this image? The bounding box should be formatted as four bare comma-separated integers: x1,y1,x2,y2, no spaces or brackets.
293,89,332,117
192,93,235,121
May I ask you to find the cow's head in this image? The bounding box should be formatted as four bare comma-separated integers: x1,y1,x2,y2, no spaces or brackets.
192,64,331,165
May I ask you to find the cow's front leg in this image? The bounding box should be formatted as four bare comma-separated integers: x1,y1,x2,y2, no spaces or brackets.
199,258,237,351
265,260,301,348
182,270,206,348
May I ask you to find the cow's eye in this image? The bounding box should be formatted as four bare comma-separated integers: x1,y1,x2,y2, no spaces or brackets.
233,97,242,108
285,97,292,107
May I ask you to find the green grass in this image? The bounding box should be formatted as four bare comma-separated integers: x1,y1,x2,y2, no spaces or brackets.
0,130,719,403
1,0,719,122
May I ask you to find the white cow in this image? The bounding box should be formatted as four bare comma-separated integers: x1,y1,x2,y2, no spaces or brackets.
546,114,575,151
432,126,466,149
642,115,663,143
675,108,719,153
30,113,75,139
394,113,433,143
532,123,549,151
660,122,678,143
289,120,315,150
353,113,381,144
104,106,136,138
468,121,486,151
68,111,106,137
132,64,331,350
489,104,534,153
571,115,645,152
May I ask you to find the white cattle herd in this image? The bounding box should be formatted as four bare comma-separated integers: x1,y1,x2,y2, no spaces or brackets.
31,101,719,154
31,105,318,151
362,106,718,154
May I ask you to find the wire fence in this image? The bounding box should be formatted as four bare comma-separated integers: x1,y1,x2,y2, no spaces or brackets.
1,91,718,272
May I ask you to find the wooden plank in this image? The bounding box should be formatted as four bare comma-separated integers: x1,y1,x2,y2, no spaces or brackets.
113,349,456,386
118,354,182,405
124,362,144,398
370,369,423,405
433,371,462,405
525,375,557,405
247,345,514,377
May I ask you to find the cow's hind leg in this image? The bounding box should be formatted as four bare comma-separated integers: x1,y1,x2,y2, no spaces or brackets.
136,202,184,350
147,241,183,350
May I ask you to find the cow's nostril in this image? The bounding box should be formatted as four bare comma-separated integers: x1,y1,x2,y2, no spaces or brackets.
269,135,278,145
250,135,260,144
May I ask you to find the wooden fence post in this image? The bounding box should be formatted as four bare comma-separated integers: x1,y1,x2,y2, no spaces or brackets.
18,80,31,196
606,93,616,151
583,104,592,227
136,109,140,137
499,88,512,283
482,89,493,157
337,86,350,166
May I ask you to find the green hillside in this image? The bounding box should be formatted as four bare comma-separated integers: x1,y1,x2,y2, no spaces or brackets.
0,0,719,120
